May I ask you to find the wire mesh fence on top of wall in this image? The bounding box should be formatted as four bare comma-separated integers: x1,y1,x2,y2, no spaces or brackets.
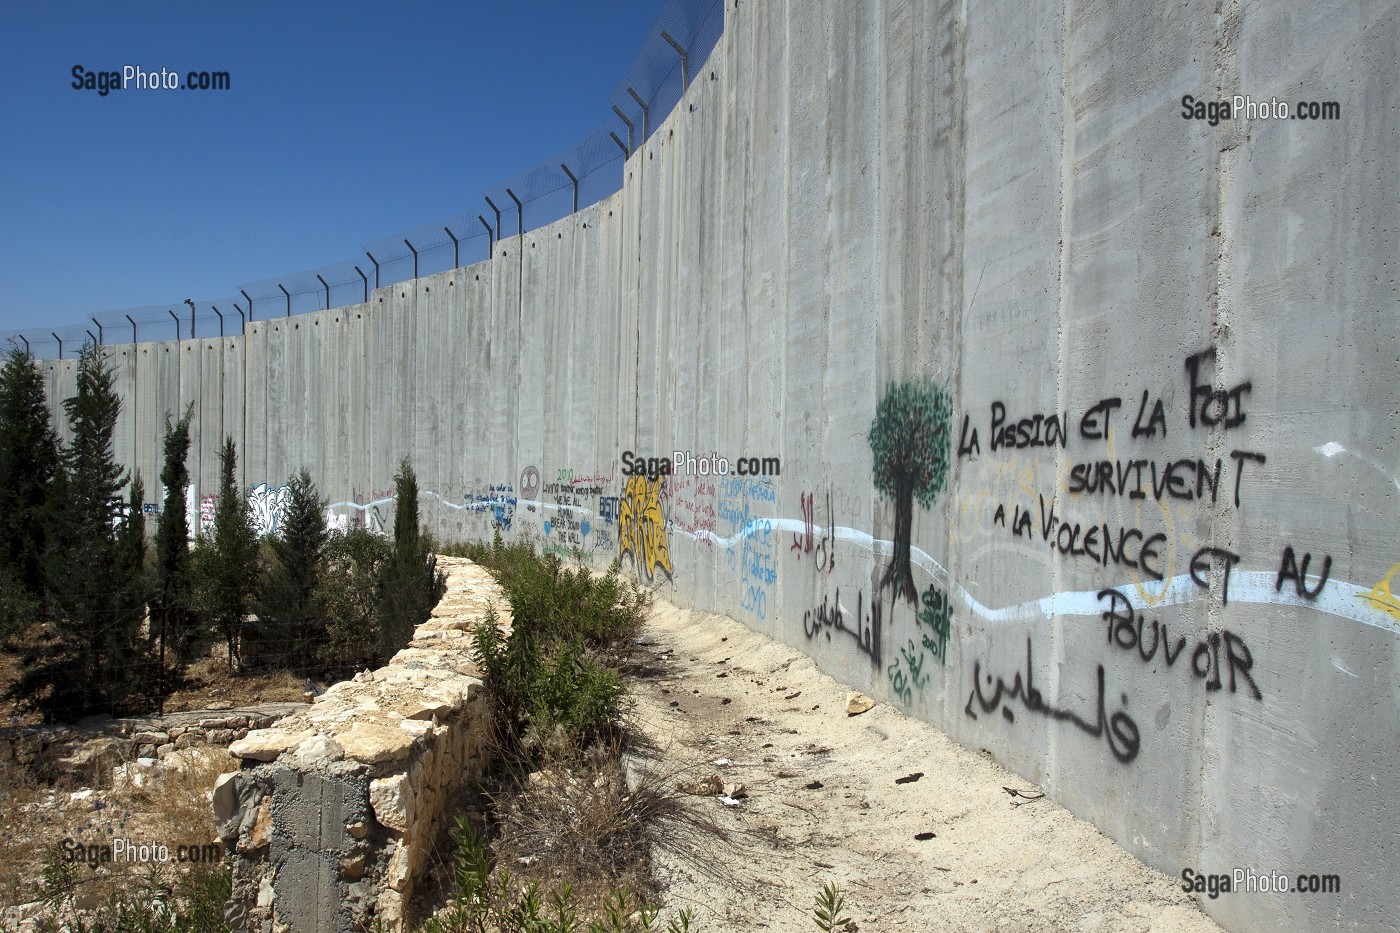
2,0,723,362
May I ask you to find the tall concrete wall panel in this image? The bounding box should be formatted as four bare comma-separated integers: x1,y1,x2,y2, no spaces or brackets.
37,2,1399,929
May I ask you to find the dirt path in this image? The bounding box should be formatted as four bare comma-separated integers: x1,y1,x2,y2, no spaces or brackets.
628,599,1223,933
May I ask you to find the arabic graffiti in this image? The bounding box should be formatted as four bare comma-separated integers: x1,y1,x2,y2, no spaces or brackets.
885,582,956,707
887,639,928,706
790,490,837,573
917,583,953,665
802,587,883,665
619,474,673,582
965,639,1141,764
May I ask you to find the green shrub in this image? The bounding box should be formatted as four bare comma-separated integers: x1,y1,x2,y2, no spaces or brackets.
249,469,328,675
467,541,646,755
526,642,629,752
319,526,393,677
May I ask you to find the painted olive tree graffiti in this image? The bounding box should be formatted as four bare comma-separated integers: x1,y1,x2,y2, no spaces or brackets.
869,378,953,604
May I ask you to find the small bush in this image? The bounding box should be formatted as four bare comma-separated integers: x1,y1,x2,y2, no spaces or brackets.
415,816,692,933
526,642,629,753
35,845,232,933
318,526,393,677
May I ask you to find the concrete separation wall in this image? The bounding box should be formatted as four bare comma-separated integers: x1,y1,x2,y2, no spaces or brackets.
216,557,502,932
42,2,1399,930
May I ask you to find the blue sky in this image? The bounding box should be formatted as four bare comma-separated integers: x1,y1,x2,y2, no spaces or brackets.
0,1,671,337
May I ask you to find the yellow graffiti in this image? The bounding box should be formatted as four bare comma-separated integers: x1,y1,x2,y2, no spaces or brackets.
1359,562,1400,622
619,474,673,582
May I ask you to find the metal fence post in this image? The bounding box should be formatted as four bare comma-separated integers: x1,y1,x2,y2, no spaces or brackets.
479,216,494,257
484,197,502,240
612,105,634,153
561,164,580,213
278,284,291,317
445,227,460,268
506,189,523,238
316,275,330,310
627,87,650,139
661,30,690,88
404,239,418,280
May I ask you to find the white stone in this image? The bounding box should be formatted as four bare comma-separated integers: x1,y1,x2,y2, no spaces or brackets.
369,773,414,832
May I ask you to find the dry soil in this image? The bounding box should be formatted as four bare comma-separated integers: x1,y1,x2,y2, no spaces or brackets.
627,598,1223,933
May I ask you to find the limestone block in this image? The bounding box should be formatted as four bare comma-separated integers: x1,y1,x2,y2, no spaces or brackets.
229,729,309,762
369,773,414,832
212,771,239,825
338,723,416,764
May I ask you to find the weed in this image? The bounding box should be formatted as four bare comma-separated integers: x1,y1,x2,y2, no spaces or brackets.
415,817,693,933
33,840,231,932
812,881,851,933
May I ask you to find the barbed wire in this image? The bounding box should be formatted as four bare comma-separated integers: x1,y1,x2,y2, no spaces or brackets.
2,0,723,361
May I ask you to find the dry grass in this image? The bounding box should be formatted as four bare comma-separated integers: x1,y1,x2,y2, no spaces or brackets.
0,742,234,912
410,736,732,930
160,654,309,711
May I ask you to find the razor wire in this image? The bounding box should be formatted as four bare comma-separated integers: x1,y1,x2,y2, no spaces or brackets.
2,0,723,360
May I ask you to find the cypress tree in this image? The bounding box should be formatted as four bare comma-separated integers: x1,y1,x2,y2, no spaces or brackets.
191,437,259,672
0,344,61,623
151,405,199,665
14,343,147,720
255,468,328,675
378,458,446,656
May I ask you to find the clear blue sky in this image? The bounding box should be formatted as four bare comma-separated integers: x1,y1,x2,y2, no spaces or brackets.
0,1,666,335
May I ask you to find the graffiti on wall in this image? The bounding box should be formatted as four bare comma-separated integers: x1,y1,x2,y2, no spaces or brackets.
870,378,953,604
954,345,1313,764
965,640,1142,764
198,494,218,535
717,475,777,618
956,346,1331,603
802,588,882,663
886,581,955,705
669,474,718,546
465,483,516,532
247,483,292,536
619,474,673,582
791,490,836,573
1361,563,1400,622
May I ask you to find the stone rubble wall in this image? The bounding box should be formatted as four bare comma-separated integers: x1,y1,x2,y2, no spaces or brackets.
0,703,307,772
215,557,508,933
